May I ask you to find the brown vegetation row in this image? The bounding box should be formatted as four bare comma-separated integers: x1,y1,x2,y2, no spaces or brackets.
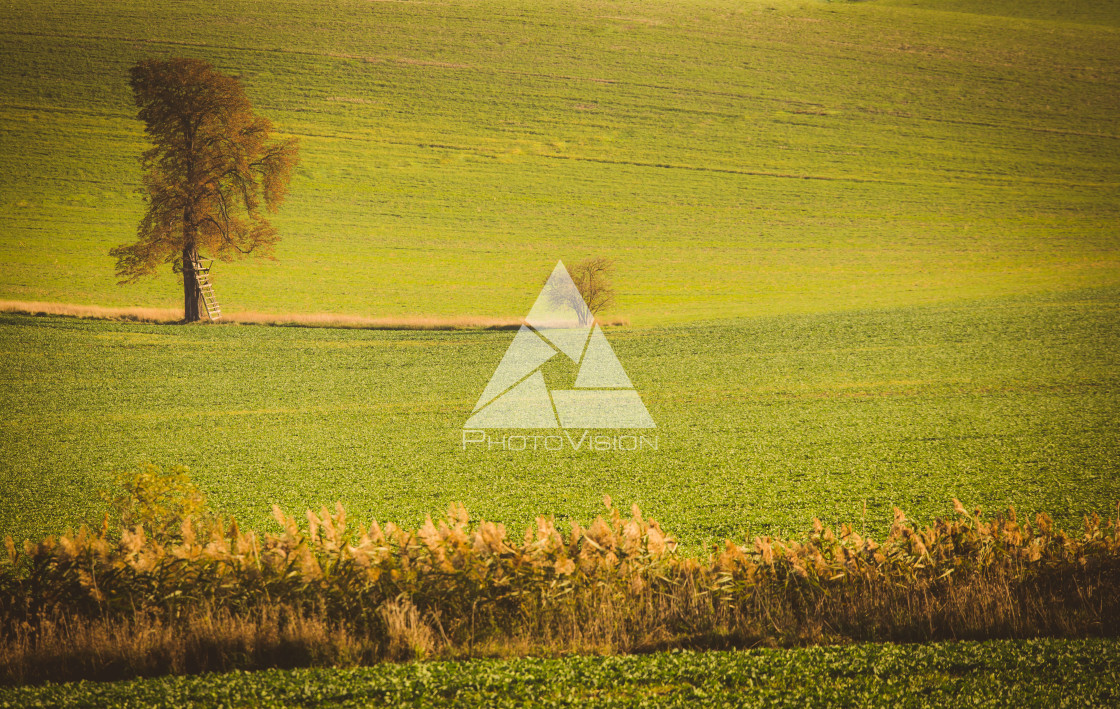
1,467,1117,685
0,300,628,330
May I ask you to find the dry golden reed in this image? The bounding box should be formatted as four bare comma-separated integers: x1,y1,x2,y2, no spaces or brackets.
0,300,181,323
0,300,628,330
2,495,1118,685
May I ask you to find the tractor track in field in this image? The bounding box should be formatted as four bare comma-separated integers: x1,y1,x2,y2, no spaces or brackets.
5,29,1117,145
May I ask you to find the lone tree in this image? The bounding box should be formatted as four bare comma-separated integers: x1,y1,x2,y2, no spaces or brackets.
548,257,616,326
111,57,299,322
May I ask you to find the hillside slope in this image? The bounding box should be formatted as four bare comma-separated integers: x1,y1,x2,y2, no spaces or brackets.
0,0,1117,324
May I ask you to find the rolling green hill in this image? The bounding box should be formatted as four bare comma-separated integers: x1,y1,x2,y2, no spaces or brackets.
1,0,1118,324
1,0,1119,558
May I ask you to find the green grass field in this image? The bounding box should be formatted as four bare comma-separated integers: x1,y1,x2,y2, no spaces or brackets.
3,638,1118,707
0,0,1118,544
1,0,1118,323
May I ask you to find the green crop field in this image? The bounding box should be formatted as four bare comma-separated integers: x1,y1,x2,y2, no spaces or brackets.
2,0,1120,700
3,638,1118,707
2,285,1117,548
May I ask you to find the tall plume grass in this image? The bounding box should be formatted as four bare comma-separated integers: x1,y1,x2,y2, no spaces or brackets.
1,468,1117,685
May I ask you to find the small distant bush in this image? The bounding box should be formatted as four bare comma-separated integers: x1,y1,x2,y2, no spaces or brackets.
99,463,210,541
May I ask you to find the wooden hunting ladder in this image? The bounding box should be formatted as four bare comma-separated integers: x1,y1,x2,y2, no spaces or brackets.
190,257,222,322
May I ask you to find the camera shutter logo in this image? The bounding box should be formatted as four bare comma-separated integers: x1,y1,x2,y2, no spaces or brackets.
465,261,654,429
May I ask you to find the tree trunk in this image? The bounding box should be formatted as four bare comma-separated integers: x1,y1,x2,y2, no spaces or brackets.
182,212,201,323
